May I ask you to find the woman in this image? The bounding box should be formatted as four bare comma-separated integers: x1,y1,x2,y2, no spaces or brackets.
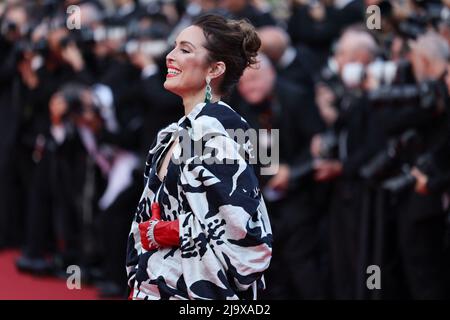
126,14,273,300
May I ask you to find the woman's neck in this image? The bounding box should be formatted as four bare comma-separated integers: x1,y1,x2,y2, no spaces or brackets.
182,90,220,116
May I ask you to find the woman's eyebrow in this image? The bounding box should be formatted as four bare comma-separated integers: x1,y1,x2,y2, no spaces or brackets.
176,40,196,49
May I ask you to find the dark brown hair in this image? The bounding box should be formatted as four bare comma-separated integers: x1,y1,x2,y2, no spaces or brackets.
193,14,261,94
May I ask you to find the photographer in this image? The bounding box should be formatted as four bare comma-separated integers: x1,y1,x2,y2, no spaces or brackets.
398,37,450,195
16,83,104,276
258,25,318,91
312,29,383,183
0,2,34,249
360,29,450,298
395,31,450,299
21,24,95,138
287,0,365,68
309,28,386,299
412,62,450,194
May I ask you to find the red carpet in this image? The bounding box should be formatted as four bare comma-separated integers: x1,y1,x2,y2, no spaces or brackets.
0,250,99,300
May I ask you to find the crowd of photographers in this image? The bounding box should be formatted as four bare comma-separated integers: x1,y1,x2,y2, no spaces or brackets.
1,0,450,299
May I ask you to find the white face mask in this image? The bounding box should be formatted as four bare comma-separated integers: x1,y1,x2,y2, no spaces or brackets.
367,60,398,86
341,62,365,88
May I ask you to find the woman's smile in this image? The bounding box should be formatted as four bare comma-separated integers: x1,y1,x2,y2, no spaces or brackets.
166,65,182,78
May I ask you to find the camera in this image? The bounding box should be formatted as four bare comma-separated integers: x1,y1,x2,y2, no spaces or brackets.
59,83,101,124
360,130,422,181
398,15,429,40
1,20,18,35
368,78,449,112
60,83,87,119
12,36,50,61
392,0,446,40
382,153,439,193
289,130,339,186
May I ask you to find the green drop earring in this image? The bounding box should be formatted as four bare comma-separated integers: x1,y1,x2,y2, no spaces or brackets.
204,77,212,103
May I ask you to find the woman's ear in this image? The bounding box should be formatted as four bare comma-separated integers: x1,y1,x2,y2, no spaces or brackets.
208,61,226,80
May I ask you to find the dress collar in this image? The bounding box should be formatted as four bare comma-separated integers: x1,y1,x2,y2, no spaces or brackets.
177,101,210,129
176,100,232,130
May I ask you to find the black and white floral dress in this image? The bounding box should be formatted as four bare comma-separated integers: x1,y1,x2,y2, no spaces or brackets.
126,101,273,300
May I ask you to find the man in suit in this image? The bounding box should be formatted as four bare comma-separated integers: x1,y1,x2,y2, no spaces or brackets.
258,26,318,91
0,3,30,249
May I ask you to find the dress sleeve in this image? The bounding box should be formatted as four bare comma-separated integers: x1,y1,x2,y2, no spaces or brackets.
176,115,273,299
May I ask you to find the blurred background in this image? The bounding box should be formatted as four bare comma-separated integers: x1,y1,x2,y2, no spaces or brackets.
0,0,450,300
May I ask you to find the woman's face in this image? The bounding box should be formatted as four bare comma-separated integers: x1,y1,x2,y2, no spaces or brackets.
164,25,211,97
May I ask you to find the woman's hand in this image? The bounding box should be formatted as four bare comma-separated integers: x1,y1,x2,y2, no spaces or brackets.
138,203,180,251
139,203,161,251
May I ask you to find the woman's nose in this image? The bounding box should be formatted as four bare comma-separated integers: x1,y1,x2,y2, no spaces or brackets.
166,48,176,63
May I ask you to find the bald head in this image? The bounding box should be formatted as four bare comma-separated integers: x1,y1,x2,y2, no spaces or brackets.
238,53,276,105
258,26,290,63
410,31,449,81
411,31,450,63
335,30,378,73
3,4,28,41
75,3,102,28
339,30,378,55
